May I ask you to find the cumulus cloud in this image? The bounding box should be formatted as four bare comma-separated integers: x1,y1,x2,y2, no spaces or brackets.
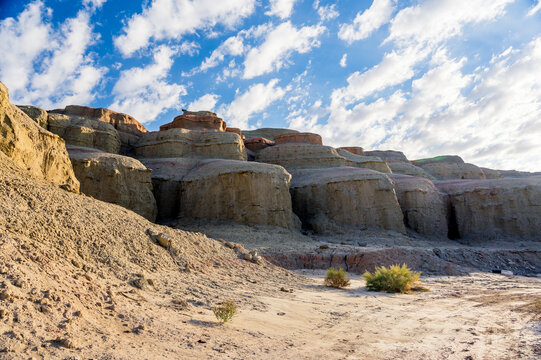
338,0,396,43
265,0,299,19
528,1,541,16
199,35,245,72
114,0,256,56
243,21,325,79
339,53,347,67
219,79,285,128
187,93,220,111
0,1,106,108
82,0,107,8
110,45,186,123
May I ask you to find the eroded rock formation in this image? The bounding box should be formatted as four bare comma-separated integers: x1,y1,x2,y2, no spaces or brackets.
364,149,434,179
17,105,48,128
160,111,226,132
0,82,79,192
242,128,299,141
274,132,323,146
336,149,391,173
290,167,406,234
338,146,364,155
436,177,541,239
413,155,486,180
389,174,447,237
68,146,157,221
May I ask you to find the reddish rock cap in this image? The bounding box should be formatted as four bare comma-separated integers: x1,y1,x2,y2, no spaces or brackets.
160,112,226,132
338,146,364,155
244,137,275,152
274,132,322,146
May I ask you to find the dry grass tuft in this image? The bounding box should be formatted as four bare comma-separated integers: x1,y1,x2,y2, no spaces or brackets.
363,264,425,294
324,267,351,289
212,300,237,323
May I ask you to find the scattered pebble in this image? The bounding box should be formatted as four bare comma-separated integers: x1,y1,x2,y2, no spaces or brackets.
319,244,329,250
156,234,171,248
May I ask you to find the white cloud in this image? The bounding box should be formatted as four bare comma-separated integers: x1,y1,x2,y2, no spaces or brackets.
528,1,541,16
243,21,326,79
199,35,245,72
187,93,220,111
317,4,339,21
219,79,285,128
339,53,347,67
114,0,256,56
83,0,107,8
0,2,106,108
179,41,200,56
338,0,396,43
110,45,186,123
265,0,299,19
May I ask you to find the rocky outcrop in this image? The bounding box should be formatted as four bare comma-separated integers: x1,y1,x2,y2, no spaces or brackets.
49,105,147,154
0,82,79,192
498,170,541,178
389,174,447,237
67,146,157,221
436,177,541,239
364,149,434,179
290,167,406,234
480,167,503,179
141,158,298,229
160,111,226,132
134,129,247,161
274,132,322,145
413,155,486,180
256,143,346,171
179,159,298,229
225,127,243,137
336,149,391,173
242,128,299,141
16,105,48,128
338,146,364,155
48,114,121,154
244,137,275,152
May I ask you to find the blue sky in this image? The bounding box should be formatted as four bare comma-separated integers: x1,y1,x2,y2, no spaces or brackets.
1,0,541,171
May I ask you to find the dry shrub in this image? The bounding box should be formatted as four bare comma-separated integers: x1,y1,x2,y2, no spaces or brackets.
212,300,237,323
324,267,350,289
363,264,424,294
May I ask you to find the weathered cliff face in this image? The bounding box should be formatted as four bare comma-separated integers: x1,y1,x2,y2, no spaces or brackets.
256,144,346,171
290,167,406,234
179,159,298,229
389,174,447,237
160,113,226,132
244,137,275,152
364,150,409,163
242,128,299,141
413,155,486,180
141,157,298,229
49,105,147,153
134,129,247,161
337,146,364,155
0,82,79,192
436,177,541,239
274,132,323,145
48,114,122,154
67,146,157,221
480,167,504,179
336,149,391,173
16,105,48,128
363,149,434,179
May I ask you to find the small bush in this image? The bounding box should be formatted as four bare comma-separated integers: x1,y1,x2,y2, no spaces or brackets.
324,267,351,289
363,264,422,294
212,300,237,323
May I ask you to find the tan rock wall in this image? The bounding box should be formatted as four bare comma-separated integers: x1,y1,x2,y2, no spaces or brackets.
68,146,157,221
256,144,345,171
336,149,391,173
0,82,79,192
242,128,299,141
16,105,48,128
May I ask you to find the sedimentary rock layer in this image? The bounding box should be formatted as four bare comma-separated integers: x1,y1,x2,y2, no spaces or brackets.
413,155,486,180
68,146,157,221
336,149,391,173
135,129,247,161
290,167,406,234
16,105,48,128
274,132,323,145
436,177,541,239
389,174,447,237
242,128,299,141
160,114,226,132
0,82,79,192
256,144,345,171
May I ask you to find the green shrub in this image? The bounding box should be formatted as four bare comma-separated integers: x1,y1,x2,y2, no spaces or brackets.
212,300,237,323
324,267,351,289
363,264,422,293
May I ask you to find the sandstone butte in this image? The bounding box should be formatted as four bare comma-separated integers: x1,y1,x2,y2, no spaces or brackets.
1,80,541,242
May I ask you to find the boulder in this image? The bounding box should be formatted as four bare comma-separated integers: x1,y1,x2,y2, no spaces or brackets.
0,82,79,192
48,113,121,154
337,146,364,155
16,105,48,128
413,155,486,180
134,129,247,161
160,111,226,132
290,167,406,234
67,146,157,221
389,174,447,237
256,143,345,171
336,149,391,173
178,159,298,229
274,132,323,145
242,128,299,141
436,177,541,239
49,105,148,154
